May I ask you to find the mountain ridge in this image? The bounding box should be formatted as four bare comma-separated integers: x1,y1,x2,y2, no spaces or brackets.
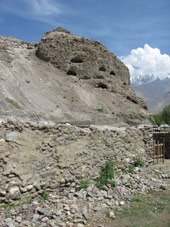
132,76,170,113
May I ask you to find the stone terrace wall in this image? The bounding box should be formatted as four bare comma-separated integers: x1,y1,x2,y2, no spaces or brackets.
153,132,170,158
0,121,153,202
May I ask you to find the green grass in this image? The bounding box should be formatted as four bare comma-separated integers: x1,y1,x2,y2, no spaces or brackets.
126,158,145,173
79,177,90,190
0,197,34,211
40,187,49,201
113,190,170,227
96,158,116,190
97,108,103,113
133,157,145,167
5,97,20,109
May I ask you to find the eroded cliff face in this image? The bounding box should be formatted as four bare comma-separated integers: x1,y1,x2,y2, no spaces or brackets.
0,28,149,125
36,27,146,110
36,27,129,85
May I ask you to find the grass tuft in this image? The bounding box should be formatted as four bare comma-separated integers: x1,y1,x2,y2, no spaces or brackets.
5,97,20,109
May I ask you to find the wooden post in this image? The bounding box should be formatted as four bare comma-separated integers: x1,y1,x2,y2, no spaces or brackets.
157,140,159,164
153,140,155,164
163,138,165,163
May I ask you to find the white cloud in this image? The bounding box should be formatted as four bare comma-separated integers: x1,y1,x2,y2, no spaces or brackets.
25,0,63,16
120,44,170,81
0,0,70,26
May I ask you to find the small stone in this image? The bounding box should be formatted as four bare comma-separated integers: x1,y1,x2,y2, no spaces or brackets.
134,167,140,173
63,205,70,211
15,216,22,223
160,184,167,190
8,186,20,200
0,190,6,196
5,132,18,141
73,219,84,224
22,220,31,226
41,217,49,222
33,214,40,220
77,224,84,227
109,211,116,219
20,187,27,193
82,208,89,220
5,218,13,223
0,138,5,144
60,198,65,203
26,185,34,191
124,158,131,164
151,178,157,182
60,178,66,184
36,207,52,217
74,192,83,198
120,201,125,206
7,224,15,227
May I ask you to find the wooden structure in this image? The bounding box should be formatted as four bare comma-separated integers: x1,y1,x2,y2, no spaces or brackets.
153,139,165,164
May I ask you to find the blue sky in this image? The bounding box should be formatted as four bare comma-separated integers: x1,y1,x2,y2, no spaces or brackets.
0,0,170,79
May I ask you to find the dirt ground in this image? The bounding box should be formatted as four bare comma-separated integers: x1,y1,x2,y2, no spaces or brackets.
103,160,170,227
90,160,170,227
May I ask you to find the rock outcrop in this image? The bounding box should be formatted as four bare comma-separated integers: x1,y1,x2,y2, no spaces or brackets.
0,28,149,125
37,27,147,109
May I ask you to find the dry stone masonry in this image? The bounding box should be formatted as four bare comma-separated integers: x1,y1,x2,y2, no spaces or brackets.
0,120,153,203
0,120,170,226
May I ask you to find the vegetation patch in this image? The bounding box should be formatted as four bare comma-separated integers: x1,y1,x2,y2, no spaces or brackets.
150,104,170,126
126,158,145,173
113,190,170,227
40,187,49,201
78,177,90,190
97,108,103,113
5,97,20,109
96,158,116,190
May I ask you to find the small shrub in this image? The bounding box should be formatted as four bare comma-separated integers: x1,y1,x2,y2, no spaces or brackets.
79,177,90,190
26,198,34,204
40,187,49,201
127,158,145,173
96,158,116,190
128,165,135,173
134,158,145,167
97,108,103,113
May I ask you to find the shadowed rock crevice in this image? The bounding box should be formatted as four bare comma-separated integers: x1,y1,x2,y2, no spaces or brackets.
71,56,83,63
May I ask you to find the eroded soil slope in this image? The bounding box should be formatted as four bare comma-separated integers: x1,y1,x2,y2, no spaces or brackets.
0,28,149,125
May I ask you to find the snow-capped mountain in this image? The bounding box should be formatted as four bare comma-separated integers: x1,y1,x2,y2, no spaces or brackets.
132,76,170,113
131,74,157,87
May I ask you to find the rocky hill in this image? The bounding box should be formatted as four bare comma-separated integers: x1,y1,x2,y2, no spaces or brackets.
0,27,149,125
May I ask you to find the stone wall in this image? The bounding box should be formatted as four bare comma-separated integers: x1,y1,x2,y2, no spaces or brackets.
0,121,153,202
153,132,170,158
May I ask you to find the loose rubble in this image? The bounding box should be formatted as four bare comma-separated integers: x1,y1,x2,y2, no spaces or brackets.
0,165,169,226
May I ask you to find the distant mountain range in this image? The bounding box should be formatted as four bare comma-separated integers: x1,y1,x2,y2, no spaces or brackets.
131,74,156,87
131,76,170,113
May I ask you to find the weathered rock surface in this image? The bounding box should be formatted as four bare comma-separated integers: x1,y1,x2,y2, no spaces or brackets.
0,28,148,125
